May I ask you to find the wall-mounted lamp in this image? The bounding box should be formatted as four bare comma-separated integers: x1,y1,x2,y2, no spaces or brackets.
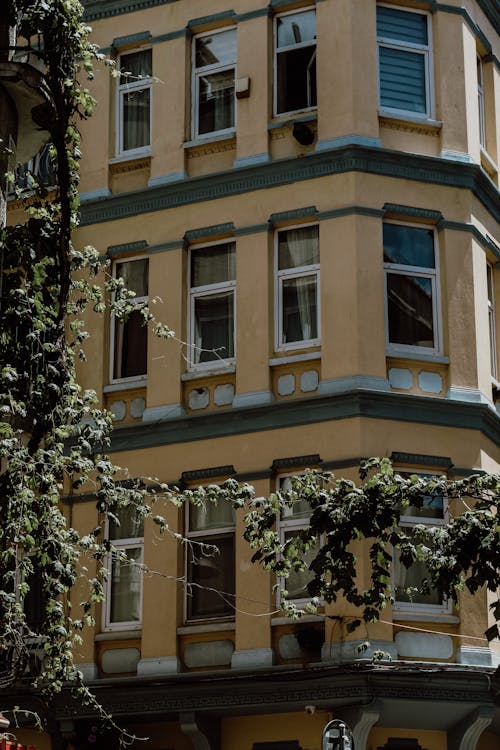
322,719,355,750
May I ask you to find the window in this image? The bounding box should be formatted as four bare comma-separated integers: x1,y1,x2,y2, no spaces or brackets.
188,242,236,368
192,28,236,139
117,49,152,156
383,223,440,355
185,499,235,620
376,5,433,119
275,225,320,350
477,55,486,148
277,475,319,605
274,9,317,116
111,257,149,382
104,506,144,629
393,473,449,614
487,263,497,379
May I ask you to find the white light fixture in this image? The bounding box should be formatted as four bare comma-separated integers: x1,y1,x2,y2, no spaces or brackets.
322,719,354,750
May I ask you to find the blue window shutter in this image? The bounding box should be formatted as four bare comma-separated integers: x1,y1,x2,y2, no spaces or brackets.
377,6,428,45
379,46,427,113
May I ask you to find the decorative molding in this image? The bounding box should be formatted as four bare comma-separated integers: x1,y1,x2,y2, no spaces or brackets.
109,156,150,175
438,220,500,260
231,648,274,669
448,706,495,750
379,114,442,136
456,646,494,667
111,31,151,49
186,138,236,158
187,10,236,32
390,452,452,469
316,134,381,151
446,387,491,404
108,389,500,454
107,239,148,257
271,454,321,471
180,713,211,750
181,465,236,482
269,206,318,226
439,149,474,164
80,145,500,228
184,223,235,243
342,701,381,750
383,203,443,223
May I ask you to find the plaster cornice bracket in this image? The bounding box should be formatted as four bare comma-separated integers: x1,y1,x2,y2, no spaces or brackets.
339,700,381,749
448,705,494,750
180,712,211,750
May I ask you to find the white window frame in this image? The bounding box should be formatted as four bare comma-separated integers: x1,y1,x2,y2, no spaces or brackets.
487,262,497,379
273,7,317,117
377,4,434,121
184,498,235,623
275,223,320,352
393,470,450,616
191,27,237,141
276,474,320,608
187,239,236,372
383,221,442,357
477,55,486,149
109,255,149,385
116,48,152,158
103,514,144,632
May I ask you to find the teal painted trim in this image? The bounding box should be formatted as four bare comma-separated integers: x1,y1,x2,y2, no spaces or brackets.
316,135,381,151
317,206,384,221
184,222,235,242
79,145,500,227
148,171,186,188
269,206,318,225
152,29,187,44
234,223,269,237
181,465,236,482
80,187,111,202
268,114,317,130
108,239,148,257
108,390,500,453
148,240,184,254
236,8,271,22
235,469,273,481
233,153,270,169
83,0,179,22
438,220,500,261
322,457,365,471
390,452,452,468
188,11,236,31
271,454,321,470
112,31,151,49
435,3,492,53
270,0,316,7
383,203,443,223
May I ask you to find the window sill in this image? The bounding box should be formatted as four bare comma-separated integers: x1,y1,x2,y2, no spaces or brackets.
177,621,235,635
109,149,151,164
268,112,317,131
393,611,458,624
386,350,449,365
378,111,442,133
104,378,147,393
96,629,142,640
184,132,236,149
269,351,321,367
182,364,235,381
271,614,323,626
480,146,498,179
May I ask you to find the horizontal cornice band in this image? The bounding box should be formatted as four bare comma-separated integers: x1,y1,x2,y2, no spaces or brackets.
80,145,500,227
108,389,500,454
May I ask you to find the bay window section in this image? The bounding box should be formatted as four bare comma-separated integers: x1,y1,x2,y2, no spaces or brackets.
186,500,235,621
488,263,497,379
104,506,144,630
276,225,319,350
383,223,440,356
477,56,486,149
193,28,236,138
275,9,317,116
376,5,433,119
111,257,149,382
117,49,152,156
189,242,236,369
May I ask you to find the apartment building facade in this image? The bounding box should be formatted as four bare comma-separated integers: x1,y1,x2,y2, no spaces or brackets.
7,0,500,748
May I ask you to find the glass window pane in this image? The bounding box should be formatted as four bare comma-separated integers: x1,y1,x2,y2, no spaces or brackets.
189,500,235,532
110,547,142,623
187,533,234,619
116,259,148,297
198,70,235,134
109,506,144,540
386,272,434,348
194,291,234,363
123,87,150,151
379,46,427,114
404,494,444,519
383,224,435,268
278,226,319,270
120,49,152,84
191,244,235,287
277,46,316,114
113,309,148,378
280,476,311,519
283,531,319,601
195,29,236,69
394,542,442,606
277,10,316,48
377,7,428,46
282,276,318,344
